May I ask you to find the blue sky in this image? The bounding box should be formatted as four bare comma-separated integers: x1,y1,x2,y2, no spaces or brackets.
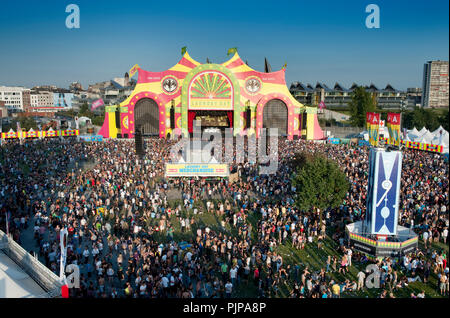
0,0,448,90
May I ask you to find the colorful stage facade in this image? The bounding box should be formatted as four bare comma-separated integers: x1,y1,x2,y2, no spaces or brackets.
99,51,324,141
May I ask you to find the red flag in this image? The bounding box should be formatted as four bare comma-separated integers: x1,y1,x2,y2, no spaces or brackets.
61,284,69,298
91,99,104,110
318,101,326,109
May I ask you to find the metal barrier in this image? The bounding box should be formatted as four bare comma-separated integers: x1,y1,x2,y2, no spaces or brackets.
0,229,62,298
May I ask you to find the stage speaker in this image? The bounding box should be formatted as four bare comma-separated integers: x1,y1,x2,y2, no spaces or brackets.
170,107,175,129
135,127,144,157
246,108,251,129
115,109,121,129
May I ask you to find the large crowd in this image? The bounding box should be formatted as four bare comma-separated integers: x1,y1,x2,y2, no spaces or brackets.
0,135,448,298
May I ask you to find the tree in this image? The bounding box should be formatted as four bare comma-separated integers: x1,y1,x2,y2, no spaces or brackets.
402,107,440,131
6,116,38,131
291,153,349,222
439,109,449,131
348,86,376,128
92,114,105,126
79,102,94,118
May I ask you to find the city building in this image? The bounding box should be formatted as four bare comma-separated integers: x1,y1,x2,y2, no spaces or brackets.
69,81,83,92
0,101,8,117
30,90,53,108
421,60,449,108
0,86,31,112
406,88,422,108
290,82,410,110
375,84,407,109
72,73,136,112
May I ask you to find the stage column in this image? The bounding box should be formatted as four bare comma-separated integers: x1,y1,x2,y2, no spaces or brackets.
106,105,118,138
305,106,316,140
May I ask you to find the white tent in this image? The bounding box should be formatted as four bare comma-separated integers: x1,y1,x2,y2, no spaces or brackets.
407,127,420,141
417,130,434,144
431,125,447,136
406,126,449,154
418,127,428,136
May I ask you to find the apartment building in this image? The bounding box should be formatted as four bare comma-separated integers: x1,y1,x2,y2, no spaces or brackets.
422,60,449,108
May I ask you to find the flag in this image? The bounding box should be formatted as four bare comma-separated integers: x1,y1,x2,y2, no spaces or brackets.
5,211,10,235
61,284,69,298
91,99,104,110
366,112,373,132
128,64,140,78
282,62,287,69
181,46,187,56
59,227,68,280
369,113,380,147
227,47,238,56
318,101,326,110
96,206,105,216
387,112,401,146
16,121,22,139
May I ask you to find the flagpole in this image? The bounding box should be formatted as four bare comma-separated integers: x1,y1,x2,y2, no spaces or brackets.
5,211,9,236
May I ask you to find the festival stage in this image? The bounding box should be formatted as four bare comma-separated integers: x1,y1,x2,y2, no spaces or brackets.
99,49,325,141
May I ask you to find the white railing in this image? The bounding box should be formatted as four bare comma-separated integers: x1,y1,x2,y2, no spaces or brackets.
0,229,62,297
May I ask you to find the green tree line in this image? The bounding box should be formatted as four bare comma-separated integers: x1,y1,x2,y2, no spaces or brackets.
348,85,449,131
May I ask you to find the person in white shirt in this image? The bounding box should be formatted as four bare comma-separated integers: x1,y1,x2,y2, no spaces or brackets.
443,227,448,244
230,266,238,286
347,248,353,267
423,230,429,248
161,276,169,288
357,270,366,290
225,281,233,298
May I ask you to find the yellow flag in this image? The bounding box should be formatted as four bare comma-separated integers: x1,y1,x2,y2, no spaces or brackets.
227,47,238,56
128,64,140,78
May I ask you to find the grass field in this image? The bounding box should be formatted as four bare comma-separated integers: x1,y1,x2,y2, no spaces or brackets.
138,197,449,298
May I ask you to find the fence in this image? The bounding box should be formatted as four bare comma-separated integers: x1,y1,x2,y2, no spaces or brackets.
324,126,361,138
0,230,62,298
1,129,79,139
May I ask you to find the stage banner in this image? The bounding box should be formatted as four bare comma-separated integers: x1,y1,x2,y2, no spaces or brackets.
359,139,371,147
368,113,380,147
188,71,234,111
165,163,229,177
327,137,340,144
367,149,402,236
366,112,373,132
387,112,401,146
80,135,103,142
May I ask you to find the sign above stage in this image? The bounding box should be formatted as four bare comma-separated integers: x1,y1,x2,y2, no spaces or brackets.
165,163,229,177
188,71,233,111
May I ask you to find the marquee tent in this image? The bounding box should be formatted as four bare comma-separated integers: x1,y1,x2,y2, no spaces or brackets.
358,126,449,154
